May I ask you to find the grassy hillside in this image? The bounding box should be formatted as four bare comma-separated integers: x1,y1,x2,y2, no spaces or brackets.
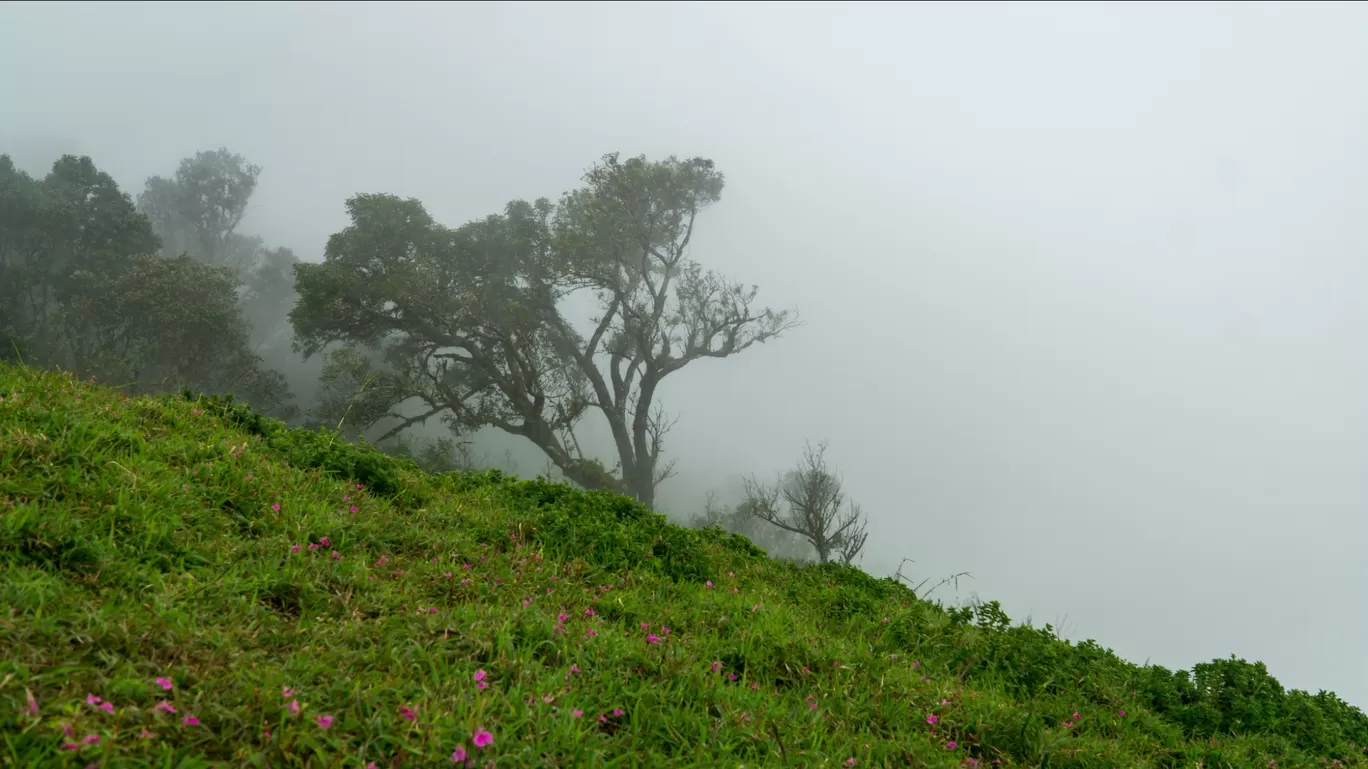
2,362,1366,768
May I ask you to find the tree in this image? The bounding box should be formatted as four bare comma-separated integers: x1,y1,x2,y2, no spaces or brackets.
292,152,799,507
66,254,295,416
137,148,314,416
0,153,294,416
0,154,159,369
239,243,301,349
741,441,870,565
137,148,261,271
0,155,55,361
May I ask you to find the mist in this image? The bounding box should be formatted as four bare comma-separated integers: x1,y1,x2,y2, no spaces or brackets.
3,0,1367,708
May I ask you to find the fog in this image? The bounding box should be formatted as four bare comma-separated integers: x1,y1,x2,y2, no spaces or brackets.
4,0,1367,706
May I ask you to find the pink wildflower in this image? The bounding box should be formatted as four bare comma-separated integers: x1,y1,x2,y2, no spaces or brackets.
472,727,493,748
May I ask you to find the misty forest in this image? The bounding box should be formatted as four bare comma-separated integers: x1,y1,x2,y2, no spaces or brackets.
4,3,1368,766
0,146,862,562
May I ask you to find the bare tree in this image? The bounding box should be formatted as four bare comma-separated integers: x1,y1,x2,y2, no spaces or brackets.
742,441,869,565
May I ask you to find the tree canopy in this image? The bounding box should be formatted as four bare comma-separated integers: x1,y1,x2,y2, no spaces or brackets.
292,152,799,506
1,153,159,368
0,152,293,414
137,147,261,270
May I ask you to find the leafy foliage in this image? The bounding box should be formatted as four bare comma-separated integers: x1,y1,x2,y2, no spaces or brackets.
292,153,799,508
238,242,302,350
137,147,261,269
72,255,294,412
0,154,159,366
0,152,295,416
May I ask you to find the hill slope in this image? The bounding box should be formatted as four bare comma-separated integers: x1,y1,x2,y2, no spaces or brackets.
2,362,1366,768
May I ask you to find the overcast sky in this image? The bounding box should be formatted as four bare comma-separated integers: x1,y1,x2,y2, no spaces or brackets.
4,0,1367,707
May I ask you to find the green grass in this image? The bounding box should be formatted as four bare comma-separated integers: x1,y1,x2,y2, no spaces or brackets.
2,362,1366,768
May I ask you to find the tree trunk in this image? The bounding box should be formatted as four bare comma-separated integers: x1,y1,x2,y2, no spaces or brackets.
626,468,655,509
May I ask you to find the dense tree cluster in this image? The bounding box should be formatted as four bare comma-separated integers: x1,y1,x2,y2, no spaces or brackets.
0,153,292,415
1,145,853,559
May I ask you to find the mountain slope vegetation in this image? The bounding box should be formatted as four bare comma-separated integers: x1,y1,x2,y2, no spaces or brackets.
2,362,1366,768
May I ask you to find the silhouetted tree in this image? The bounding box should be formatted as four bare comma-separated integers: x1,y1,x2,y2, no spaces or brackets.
742,441,869,565
291,152,799,507
138,148,261,271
